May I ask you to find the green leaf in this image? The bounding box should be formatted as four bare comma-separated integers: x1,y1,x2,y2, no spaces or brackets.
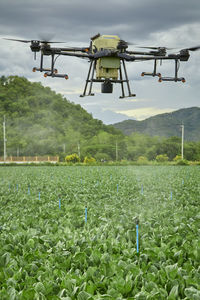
168,285,179,300
77,291,92,300
127,230,134,242
73,252,86,264
85,281,96,295
0,252,11,267
184,287,200,299
7,287,16,300
134,291,150,299
34,282,46,294
19,288,35,299
165,264,178,280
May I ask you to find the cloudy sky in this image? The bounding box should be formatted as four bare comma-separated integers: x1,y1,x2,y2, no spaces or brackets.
0,0,200,124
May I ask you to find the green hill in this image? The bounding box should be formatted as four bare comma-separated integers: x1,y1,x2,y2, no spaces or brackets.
0,75,199,162
0,76,122,159
113,107,200,141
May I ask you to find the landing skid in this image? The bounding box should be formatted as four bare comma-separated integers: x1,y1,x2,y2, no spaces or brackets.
80,59,136,98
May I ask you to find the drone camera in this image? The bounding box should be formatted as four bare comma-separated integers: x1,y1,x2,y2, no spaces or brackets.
101,81,113,93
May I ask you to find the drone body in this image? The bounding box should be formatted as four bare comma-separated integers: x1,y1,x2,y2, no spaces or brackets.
92,34,120,80
4,34,200,98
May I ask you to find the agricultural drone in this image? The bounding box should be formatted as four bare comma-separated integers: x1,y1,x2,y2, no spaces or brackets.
4,34,200,98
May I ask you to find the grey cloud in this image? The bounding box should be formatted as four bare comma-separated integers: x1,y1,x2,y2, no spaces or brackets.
1,0,200,42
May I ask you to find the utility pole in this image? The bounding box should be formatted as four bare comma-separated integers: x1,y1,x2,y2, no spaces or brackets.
181,124,184,160
77,142,80,158
3,115,7,162
116,141,118,161
63,143,66,153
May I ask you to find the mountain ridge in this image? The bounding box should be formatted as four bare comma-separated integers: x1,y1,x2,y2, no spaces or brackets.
0,75,121,157
112,107,200,141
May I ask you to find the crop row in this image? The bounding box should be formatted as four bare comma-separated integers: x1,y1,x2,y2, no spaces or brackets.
0,166,199,299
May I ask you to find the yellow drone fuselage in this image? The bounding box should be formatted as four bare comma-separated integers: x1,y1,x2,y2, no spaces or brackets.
92,35,121,80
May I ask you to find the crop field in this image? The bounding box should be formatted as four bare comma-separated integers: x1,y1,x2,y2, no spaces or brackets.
0,166,199,299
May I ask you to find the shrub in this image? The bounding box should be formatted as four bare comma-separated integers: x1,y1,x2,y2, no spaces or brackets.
65,153,80,163
83,156,96,164
156,154,169,162
176,159,189,165
173,155,182,162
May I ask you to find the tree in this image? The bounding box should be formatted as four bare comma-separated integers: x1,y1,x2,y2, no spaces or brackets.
158,137,181,160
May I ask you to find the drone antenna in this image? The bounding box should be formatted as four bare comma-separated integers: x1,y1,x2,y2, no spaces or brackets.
91,33,100,41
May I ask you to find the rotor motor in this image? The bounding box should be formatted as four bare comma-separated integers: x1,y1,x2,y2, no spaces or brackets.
30,41,41,53
179,49,190,61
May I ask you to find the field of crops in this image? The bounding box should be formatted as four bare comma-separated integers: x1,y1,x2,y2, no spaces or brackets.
0,166,199,300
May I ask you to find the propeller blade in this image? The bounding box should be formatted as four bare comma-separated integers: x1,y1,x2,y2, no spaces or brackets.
138,46,158,50
3,38,65,44
40,41,65,44
38,33,65,44
38,32,55,42
184,45,200,52
3,38,31,43
138,45,200,52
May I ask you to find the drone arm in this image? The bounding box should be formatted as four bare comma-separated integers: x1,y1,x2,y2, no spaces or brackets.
117,53,136,61
134,55,178,61
127,50,163,56
117,53,175,62
58,47,90,52
50,49,90,59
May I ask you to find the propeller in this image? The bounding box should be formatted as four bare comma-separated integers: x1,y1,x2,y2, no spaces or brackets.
3,38,65,44
138,45,200,52
3,38,32,43
182,45,200,52
4,37,66,60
